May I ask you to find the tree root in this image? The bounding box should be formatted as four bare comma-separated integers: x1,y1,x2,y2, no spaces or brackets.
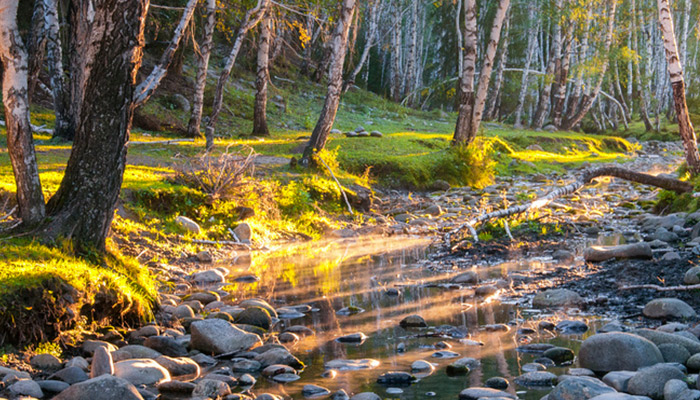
447,166,693,248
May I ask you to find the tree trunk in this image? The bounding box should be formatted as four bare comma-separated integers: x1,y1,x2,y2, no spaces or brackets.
252,14,271,136
187,0,216,138
455,0,463,77
205,0,270,151
344,0,381,92
561,0,617,131
453,0,477,144
27,0,47,102
566,7,591,114
486,8,510,121
133,0,198,107
404,0,419,106
43,0,74,141
657,0,700,175
0,0,46,225
454,0,510,144
552,7,574,128
40,0,148,253
631,0,653,131
514,1,538,128
532,0,563,129
301,0,357,166
390,0,403,102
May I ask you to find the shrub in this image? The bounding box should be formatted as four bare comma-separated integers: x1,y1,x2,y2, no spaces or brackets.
433,140,496,188
173,146,256,200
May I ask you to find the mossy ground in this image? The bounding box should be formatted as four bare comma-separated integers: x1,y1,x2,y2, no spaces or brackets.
0,70,641,347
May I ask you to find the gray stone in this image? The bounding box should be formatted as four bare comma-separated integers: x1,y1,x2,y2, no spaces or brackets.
553,249,576,263
544,347,575,364
30,354,62,370
190,319,262,355
37,380,70,393
113,358,171,386
191,269,225,284
143,335,188,357
272,373,300,383
235,306,272,329
661,252,681,261
633,329,700,355
90,346,114,378
230,358,262,372
154,356,199,377
588,395,647,400
336,332,368,343
82,340,118,356
350,393,381,400
175,216,201,235
411,360,434,371
451,271,478,285
52,375,143,400
65,357,89,370
533,289,583,308
583,242,653,262
458,387,517,399
171,94,191,113
657,343,690,364
376,372,416,385
485,377,509,390
684,267,700,285
643,298,697,319
548,376,617,400
627,363,685,399
579,332,664,372
602,371,636,392
687,353,700,370
664,379,688,400
256,348,304,369
50,366,89,384
557,320,589,334
514,371,558,387
233,223,252,242
239,299,277,318
156,380,196,394
118,344,162,359
302,384,331,397
192,379,231,397
239,373,256,386
9,379,44,398
400,314,428,328
324,359,380,371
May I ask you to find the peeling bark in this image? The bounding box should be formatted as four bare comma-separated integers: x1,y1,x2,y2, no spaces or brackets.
514,1,538,128
252,14,271,136
532,0,563,129
187,0,217,138
0,0,46,225
43,0,73,141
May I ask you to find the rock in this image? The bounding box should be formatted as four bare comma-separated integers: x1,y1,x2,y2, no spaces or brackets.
82,340,118,356
65,357,90,370
528,144,545,151
522,363,547,372
548,376,617,400
239,373,256,386
424,204,442,216
196,250,213,263
171,94,191,113
627,363,685,399
411,360,434,371
302,384,331,397
553,249,576,263
557,320,589,334
514,371,558,387
190,319,262,355
336,332,368,343
602,371,636,392
113,358,170,386
533,289,583,308
272,373,300,383
239,299,277,318
156,380,196,394
332,389,350,400
400,314,428,328
154,356,199,377
230,358,262,372
175,216,201,235
370,131,383,138
256,348,304,369
664,379,689,400
50,366,90,384
235,306,272,329
633,328,700,355
37,380,70,393
568,368,595,377
432,350,460,358
350,393,381,400
143,336,187,357
90,346,114,378
458,387,516,399
233,223,252,242
578,332,664,372
543,347,575,364
650,227,679,243
587,394,644,400
119,344,163,359
685,267,700,285
52,375,143,400
451,271,479,285
583,242,653,262
376,372,416,385
192,379,231,398
191,269,226,284
9,379,44,398
662,251,681,261
687,353,700,370
30,354,62,370
658,343,691,364
643,298,697,319
324,359,380,371
485,377,509,390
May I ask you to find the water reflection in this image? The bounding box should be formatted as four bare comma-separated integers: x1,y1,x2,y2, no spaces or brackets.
216,236,593,399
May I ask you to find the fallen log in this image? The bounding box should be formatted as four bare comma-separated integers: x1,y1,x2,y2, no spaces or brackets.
619,283,700,292
448,166,693,246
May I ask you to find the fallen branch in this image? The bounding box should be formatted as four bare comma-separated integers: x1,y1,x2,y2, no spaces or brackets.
619,284,700,292
316,156,354,215
447,166,692,246
192,239,251,250
127,139,194,146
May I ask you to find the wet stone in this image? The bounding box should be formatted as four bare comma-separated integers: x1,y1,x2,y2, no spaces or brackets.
302,384,331,398
272,373,301,383
522,363,547,372
37,380,70,393
432,350,460,358
658,343,691,364
643,298,698,319
376,372,416,385
400,314,428,328
336,332,368,343
458,387,516,400
544,347,575,364
485,377,509,390
514,371,558,387
556,320,589,334
156,380,196,394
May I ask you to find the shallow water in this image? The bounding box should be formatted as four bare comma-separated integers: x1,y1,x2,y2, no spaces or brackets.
217,236,599,399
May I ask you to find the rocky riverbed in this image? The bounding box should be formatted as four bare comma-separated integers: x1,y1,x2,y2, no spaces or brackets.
3,140,700,400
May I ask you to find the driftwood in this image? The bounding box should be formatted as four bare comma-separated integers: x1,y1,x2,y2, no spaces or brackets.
127,139,194,146
619,284,700,292
448,166,693,246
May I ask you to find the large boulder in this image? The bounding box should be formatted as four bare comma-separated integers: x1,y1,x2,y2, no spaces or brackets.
633,328,700,355
578,332,663,372
643,298,697,319
52,375,143,400
458,387,516,399
627,363,685,399
548,376,617,400
189,319,262,355
532,289,583,308
113,358,170,386
583,243,652,262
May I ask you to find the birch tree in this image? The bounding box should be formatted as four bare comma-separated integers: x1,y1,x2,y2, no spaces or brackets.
514,1,539,128
344,0,382,92
301,0,357,166
657,0,700,175
404,0,420,106
0,0,46,225
532,0,563,129
453,0,510,145
205,0,271,151
43,0,73,141
252,14,272,136
187,0,217,138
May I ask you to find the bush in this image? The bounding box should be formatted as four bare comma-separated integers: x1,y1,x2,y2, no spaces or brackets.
433,140,496,188
173,146,256,200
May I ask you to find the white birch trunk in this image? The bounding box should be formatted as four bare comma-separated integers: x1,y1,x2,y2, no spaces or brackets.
456,0,463,77
344,0,381,91
514,1,538,128
187,0,216,138
452,0,477,144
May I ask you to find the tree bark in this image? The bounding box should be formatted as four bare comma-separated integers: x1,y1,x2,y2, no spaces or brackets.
133,0,198,107
40,0,148,253
205,0,270,151
561,0,617,131
0,0,46,225
452,0,477,144
551,5,574,129
453,0,510,144
630,0,653,131
404,0,419,106
514,1,538,128
455,0,463,77
390,0,403,102
43,0,74,141
252,14,271,136
657,0,700,175
187,0,216,138
300,0,357,166
27,0,47,102
344,0,381,92
486,9,510,121
532,0,563,129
